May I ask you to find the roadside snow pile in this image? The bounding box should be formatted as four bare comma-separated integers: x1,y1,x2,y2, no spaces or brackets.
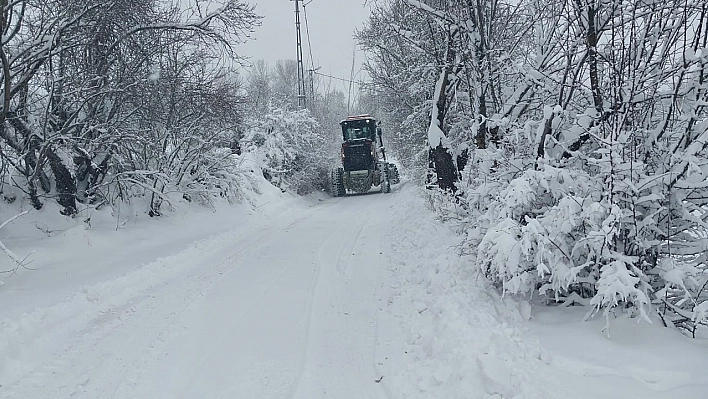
530,306,708,399
377,186,553,399
378,185,708,399
0,245,191,388
0,152,305,389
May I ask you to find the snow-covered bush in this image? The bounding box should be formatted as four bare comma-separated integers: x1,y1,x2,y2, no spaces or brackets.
472,163,651,320
242,107,334,195
359,0,708,335
0,0,258,216
464,115,708,333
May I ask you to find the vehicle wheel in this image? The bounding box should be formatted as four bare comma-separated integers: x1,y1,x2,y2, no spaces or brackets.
330,167,345,197
387,163,400,184
381,164,391,193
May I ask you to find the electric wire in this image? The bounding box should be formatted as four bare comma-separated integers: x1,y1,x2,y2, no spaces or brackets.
312,71,374,87
300,1,375,93
302,2,316,72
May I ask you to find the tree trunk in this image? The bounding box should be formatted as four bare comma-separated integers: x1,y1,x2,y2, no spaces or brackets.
5,112,52,193
427,28,459,192
44,147,77,216
565,0,603,154
429,145,458,192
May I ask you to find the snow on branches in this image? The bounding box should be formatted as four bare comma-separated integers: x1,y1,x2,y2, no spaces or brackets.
242,107,333,195
0,0,259,216
362,0,708,335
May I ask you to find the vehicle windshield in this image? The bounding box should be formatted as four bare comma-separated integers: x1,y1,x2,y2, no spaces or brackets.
341,120,375,141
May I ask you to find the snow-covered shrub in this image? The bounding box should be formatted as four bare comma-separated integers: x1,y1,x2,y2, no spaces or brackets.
358,0,708,335
465,120,708,333
242,107,334,195
470,162,649,318
655,239,708,337
174,147,243,206
445,99,708,331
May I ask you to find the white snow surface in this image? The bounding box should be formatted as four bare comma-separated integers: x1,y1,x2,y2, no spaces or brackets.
1,182,707,398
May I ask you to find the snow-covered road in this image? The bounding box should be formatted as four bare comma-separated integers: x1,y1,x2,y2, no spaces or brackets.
2,183,708,399
2,192,394,399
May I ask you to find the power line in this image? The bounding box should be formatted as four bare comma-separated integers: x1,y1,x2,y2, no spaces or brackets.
302,2,317,108
302,3,316,71
296,1,375,99
312,71,373,87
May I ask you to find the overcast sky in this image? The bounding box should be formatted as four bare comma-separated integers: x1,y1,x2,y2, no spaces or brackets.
239,0,371,92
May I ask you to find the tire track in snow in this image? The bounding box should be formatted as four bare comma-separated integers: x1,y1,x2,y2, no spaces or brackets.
2,193,397,398
109,202,342,398
113,197,370,398
289,192,392,399
0,205,319,398
285,204,372,399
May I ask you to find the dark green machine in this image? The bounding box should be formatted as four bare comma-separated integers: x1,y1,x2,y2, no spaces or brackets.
330,115,399,196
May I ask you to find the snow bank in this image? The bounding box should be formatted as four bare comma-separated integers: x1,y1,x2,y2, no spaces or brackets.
377,184,708,399
377,185,552,398
0,156,309,388
530,306,708,398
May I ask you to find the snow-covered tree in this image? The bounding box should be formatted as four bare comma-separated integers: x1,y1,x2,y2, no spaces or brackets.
362,0,708,335
242,58,356,195
0,0,259,216
242,107,332,195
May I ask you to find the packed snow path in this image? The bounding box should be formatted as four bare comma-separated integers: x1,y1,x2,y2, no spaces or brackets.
1,192,393,399
2,184,708,399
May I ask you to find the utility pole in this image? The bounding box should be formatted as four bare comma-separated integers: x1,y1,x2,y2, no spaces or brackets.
307,67,319,113
347,48,355,114
292,0,307,108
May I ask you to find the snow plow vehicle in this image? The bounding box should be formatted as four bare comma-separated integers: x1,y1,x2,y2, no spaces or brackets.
330,115,399,196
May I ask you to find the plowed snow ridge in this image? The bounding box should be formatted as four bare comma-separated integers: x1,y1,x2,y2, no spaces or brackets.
1,184,707,399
